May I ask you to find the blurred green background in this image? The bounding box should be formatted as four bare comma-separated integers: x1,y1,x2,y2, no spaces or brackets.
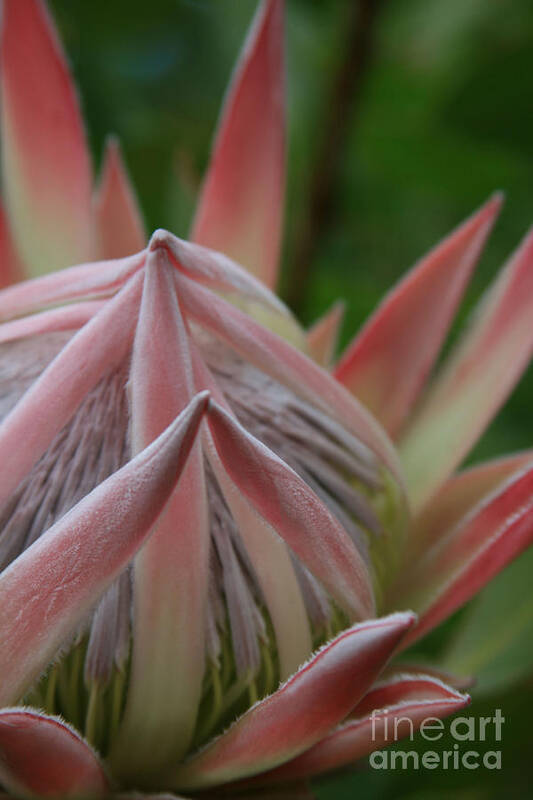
48,1,533,797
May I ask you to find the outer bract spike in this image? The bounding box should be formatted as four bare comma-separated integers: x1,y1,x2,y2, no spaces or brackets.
307,302,345,367
95,137,146,259
401,223,533,511
392,462,533,647
1,0,93,274
191,0,285,288
411,451,533,552
335,194,502,439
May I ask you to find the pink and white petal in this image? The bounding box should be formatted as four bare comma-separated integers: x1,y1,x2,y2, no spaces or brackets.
176,274,403,482
0,202,26,288
411,451,533,551
307,302,345,367
111,248,209,777
1,0,93,274
94,137,146,260
0,708,109,799
400,224,533,512
0,392,207,706
191,0,285,288
0,300,104,344
335,194,502,440
0,273,143,510
207,400,375,621
166,613,415,790
0,250,144,322
245,675,468,784
391,462,533,648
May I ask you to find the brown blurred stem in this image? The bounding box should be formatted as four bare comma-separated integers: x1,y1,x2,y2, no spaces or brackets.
285,0,384,314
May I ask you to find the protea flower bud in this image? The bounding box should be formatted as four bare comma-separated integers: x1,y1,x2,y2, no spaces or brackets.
0,1,532,798
0,223,409,780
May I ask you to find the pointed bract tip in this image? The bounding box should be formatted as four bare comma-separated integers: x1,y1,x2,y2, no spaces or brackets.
157,389,210,465
490,189,505,208
104,132,121,154
190,0,285,287
478,190,504,222
262,0,284,19
373,612,418,652
148,228,173,253
187,389,211,419
98,135,127,181
385,610,417,632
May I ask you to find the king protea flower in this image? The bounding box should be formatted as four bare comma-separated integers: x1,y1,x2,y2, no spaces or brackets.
0,1,531,798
